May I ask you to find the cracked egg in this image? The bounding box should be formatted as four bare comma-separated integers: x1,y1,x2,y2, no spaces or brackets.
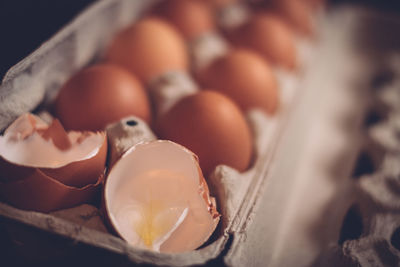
0,113,107,212
104,140,220,253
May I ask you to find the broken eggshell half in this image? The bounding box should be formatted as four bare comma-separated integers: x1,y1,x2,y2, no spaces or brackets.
104,140,220,253
0,113,107,212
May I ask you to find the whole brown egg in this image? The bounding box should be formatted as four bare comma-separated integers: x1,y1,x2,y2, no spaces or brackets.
304,0,325,9
55,64,151,131
205,0,236,9
198,49,279,114
261,0,314,35
155,90,253,176
152,0,215,41
227,14,297,70
105,17,188,83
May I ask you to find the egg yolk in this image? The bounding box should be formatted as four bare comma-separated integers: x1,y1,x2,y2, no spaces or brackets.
134,199,188,249
106,141,219,253
113,170,192,251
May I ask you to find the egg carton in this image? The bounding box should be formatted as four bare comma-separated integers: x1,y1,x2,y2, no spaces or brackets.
316,54,400,266
0,0,309,265
316,159,400,267
0,0,391,266
318,54,400,266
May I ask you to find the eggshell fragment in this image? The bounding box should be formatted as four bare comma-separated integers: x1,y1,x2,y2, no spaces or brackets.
104,140,220,253
198,49,279,114
0,171,103,213
227,13,297,70
105,17,188,83
153,0,215,41
155,91,253,176
0,113,107,212
55,64,151,131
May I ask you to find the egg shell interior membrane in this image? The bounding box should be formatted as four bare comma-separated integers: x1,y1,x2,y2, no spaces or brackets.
0,114,106,170
105,140,219,253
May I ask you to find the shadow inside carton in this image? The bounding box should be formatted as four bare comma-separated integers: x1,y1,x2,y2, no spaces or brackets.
364,109,386,128
338,205,363,245
391,227,400,251
351,151,376,178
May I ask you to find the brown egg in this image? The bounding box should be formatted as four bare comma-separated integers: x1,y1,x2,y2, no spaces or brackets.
198,49,279,114
55,64,151,131
306,0,325,9
227,14,297,70
105,17,188,83
205,0,236,9
262,0,314,35
153,0,215,41
156,91,252,176
0,113,107,212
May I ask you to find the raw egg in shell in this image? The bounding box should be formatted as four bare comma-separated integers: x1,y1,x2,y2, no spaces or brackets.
205,0,236,9
259,0,314,36
227,13,297,70
198,49,279,114
55,63,151,131
105,17,189,83
155,90,253,176
152,0,216,41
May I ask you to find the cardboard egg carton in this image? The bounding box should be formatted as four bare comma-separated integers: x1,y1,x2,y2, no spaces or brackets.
317,53,400,267
0,0,396,266
0,1,305,265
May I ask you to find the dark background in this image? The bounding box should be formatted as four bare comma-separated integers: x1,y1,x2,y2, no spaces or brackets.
0,0,96,79
0,0,399,79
